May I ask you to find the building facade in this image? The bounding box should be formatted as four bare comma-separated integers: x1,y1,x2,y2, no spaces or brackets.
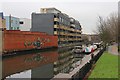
0,13,6,29
31,8,82,75
5,16,20,30
81,34,101,44
19,18,31,31
0,18,2,29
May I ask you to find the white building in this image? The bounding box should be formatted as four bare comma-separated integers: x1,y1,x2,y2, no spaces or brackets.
19,18,31,31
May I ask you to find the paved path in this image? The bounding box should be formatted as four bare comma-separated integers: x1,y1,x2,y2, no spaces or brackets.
108,43,119,55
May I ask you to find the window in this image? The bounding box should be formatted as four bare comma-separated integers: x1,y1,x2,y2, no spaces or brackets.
16,21,18,24
10,27,13,30
54,28,57,31
54,15,57,18
17,27,19,30
19,21,24,24
54,15,58,18
59,17,62,22
54,21,59,25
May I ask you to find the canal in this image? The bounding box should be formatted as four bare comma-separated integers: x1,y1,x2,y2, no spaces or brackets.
1,48,59,79
0,44,91,80
0,46,105,80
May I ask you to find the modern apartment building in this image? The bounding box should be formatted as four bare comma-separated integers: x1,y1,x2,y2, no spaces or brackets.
31,8,82,75
5,15,20,30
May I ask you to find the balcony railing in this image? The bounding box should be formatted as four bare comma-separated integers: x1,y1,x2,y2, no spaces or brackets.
54,25,59,28
54,18,59,22
70,24,75,28
54,31,58,35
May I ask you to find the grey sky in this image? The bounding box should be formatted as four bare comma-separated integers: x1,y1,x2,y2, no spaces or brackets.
0,1,118,34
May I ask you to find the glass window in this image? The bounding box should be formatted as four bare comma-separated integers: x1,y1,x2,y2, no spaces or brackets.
19,21,24,24
16,21,18,24
17,27,19,30
62,18,63,23
59,17,62,22
10,27,13,30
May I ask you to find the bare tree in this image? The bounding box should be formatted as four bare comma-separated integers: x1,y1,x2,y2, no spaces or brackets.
96,13,118,44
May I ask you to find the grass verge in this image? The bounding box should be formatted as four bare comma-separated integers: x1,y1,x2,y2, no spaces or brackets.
88,52,118,78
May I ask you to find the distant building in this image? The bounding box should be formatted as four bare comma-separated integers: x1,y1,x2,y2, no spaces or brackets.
0,13,6,29
0,13,4,19
88,34,101,43
5,15,20,30
81,34,101,44
0,18,3,29
19,18,31,31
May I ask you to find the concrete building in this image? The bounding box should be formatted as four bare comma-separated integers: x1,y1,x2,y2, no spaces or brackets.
31,8,82,75
19,18,31,31
0,18,2,29
81,34,101,44
5,15,20,30
0,13,6,29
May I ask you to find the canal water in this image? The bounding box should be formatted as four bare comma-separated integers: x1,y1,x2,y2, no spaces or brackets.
1,48,58,79
0,47,85,80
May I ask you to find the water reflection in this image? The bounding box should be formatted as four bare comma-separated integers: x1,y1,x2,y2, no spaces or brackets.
2,48,58,79
2,47,84,79
32,63,54,79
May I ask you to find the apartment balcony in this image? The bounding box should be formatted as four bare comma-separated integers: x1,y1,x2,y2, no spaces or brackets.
59,26,65,30
72,33,76,36
67,28,70,31
65,33,69,36
70,24,75,28
73,38,76,41
60,32,66,36
54,31,58,35
59,38,65,41
76,34,81,37
68,28,74,31
68,38,74,41
59,26,69,31
54,25,59,28
64,27,69,31
59,26,63,29
54,18,59,22
71,28,75,32
70,18,75,23
76,38,82,41
76,29,79,32
71,33,75,36
76,30,82,33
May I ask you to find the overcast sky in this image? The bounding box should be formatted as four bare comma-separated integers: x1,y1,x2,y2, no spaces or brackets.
0,0,118,34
